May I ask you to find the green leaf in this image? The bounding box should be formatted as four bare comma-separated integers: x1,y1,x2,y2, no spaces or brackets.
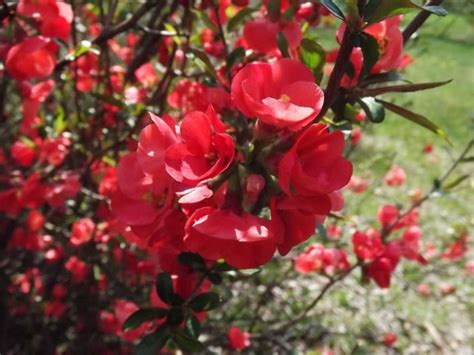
123,308,168,331
365,0,418,24
73,40,98,58
191,9,218,33
358,32,380,79
136,325,170,355
227,7,258,32
357,97,385,123
360,79,452,96
422,5,448,16
377,99,452,145
189,48,218,81
90,93,125,109
177,252,206,271
226,47,246,73
19,136,35,148
317,224,329,243
156,273,174,305
360,71,403,86
319,0,345,20
443,174,470,191
188,292,221,312
277,32,290,58
173,328,205,352
299,38,326,81
267,0,281,20
166,307,184,326
333,0,359,21
54,106,66,134
207,272,223,285
186,315,201,338
213,260,234,272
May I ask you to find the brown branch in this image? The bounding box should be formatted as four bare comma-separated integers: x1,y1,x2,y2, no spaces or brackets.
403,0,445,45
54,0,161,72
317,25,355,120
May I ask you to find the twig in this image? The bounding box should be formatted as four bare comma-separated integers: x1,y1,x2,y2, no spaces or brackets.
403,0,445,45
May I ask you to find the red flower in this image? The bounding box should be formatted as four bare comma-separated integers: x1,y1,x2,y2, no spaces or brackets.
184,207,277,269
65,256,89,283
366,242,401,288
70,218,95,246
295,243,350,274
364,18,403,73
11,140,36,167
377,204,399,227
383,332,397,347
17,0,73,41
400,226,426,264
352,229,385,260
384,164,406,186
231,58,324,131
6,36,57,81
242,19,302,55
278,124,352,196
227,326,251,350
271,195,331,255
165,106,235,185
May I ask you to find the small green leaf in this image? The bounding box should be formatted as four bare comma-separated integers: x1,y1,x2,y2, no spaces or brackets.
377,99,452,145
317,224,329,243
191,9,218,33
173,328,205,352
267,0,281,20
443,174,470,191
123,308,168,331
333,0,359,22
226,47,246,73
178,252,206,271
188,292,221,312
54,106,66,134
365,0,418,24
320,0,345,20
207,272,223,285
277,32,290,58
136,325,170,355
186,315,201,338
156,273,174,305
227,7,258,32
422,5,448,16
299,38,326,81
358,32,380,79
189,48,218,81
357,97,385,123
360,79,452,96
20,136,36,148
166,307,184,326
213,260,234,272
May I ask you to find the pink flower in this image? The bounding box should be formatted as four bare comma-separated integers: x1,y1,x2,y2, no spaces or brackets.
384,164,406,186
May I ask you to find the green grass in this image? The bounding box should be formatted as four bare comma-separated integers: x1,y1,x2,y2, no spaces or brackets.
314,13,474,241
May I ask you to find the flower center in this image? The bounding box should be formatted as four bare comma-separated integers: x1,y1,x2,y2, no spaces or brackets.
279,94,291,103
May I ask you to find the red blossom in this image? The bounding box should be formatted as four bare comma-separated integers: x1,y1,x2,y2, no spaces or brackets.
165,106,235,185
6,36,57,81
232,58,324,131
227,326,251,350
184,207,277,269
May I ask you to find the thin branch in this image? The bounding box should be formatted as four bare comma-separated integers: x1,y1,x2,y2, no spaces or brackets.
403,0,445,45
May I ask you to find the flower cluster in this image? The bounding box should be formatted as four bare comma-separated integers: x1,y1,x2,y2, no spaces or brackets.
112,58,353,271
